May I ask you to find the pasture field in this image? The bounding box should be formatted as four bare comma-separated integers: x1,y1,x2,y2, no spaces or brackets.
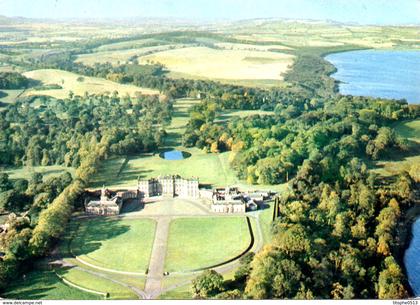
139,46,295,81
95,38,164,51
57,268,137,300
395,119,420,143
228,21,419,49
70,218,156,273
165,217,251,272
3,165,75,181
372,119,420,177
1,270,100,300
214,42,292,51
75,44,184,66
22,69,158,99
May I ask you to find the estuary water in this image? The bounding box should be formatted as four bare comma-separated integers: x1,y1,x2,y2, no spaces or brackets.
326,50,420,104
404,218,420,297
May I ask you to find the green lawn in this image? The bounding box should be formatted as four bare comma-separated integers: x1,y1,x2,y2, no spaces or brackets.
165,217,251,272
394,119,420,143
70,218,156,273
1,270,100,300
58,268,137,299
91,149,286,191
159,284,192,300
3,165,75,181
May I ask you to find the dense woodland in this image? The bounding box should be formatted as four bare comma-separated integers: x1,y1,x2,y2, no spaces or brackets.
192,160,417,299
0,34,419,299
0,93,171,289
0,72,29,90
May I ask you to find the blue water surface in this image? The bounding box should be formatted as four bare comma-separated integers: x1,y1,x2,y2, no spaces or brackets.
326,50,420,104
163,150,184,160
405,218,420,297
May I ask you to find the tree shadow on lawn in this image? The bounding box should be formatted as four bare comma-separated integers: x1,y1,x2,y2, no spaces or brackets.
381,141,420,162
2,269,82,300
91,166,153,188
71,218,131,257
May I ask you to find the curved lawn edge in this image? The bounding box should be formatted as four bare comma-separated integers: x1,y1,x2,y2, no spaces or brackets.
73,255,147,276
55,271,107,298
170,216,255,273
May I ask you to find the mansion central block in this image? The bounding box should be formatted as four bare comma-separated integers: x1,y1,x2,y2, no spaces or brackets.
138,175,200,198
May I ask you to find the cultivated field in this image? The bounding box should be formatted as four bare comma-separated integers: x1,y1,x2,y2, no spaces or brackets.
165,217,251,272
139,46,295,81
22,69,158,99
70,218,156,273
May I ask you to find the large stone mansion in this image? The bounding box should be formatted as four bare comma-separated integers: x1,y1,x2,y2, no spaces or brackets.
85,175,274,216
138,175,199,198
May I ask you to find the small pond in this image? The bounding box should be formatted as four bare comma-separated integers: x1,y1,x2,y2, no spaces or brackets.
159,150,191,160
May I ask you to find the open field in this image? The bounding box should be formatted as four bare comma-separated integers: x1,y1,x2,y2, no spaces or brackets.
215,109,275,123
70,218,156,273
75,45,184,66
22,69,159,99
165,217,251,272
0,89,25,105
395,120,420,143
227,21,419,49
372,119,420,177
139,46,295,81
1,270,100,300
95,38,164,51
2,165,75,180
214,42,293,51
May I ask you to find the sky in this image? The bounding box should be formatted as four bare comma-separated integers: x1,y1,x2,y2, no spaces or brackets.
0,0,419,25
